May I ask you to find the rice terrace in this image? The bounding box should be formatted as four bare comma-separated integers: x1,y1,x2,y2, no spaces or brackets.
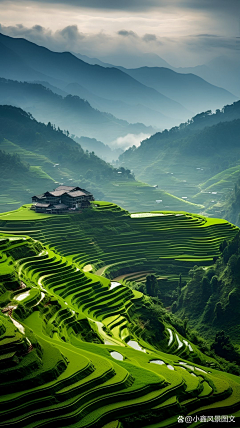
1,201,240,427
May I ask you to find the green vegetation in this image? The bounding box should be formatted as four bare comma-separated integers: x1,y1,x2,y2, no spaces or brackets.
221,177,240,227
0,204,240,426
0,105,201,214
119,101,240,220
174,231,240,349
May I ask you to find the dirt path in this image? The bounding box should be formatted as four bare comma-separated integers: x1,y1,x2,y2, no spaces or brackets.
94,264,113,276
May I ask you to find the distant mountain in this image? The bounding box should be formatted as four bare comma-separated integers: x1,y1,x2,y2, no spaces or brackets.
0,78,154,143
32,80,68,97
73,50,240,104
73,51,172,69
119,66,237,113
72,53,115,68
0,40,63,87
64,81,169,128
73,135,123,162
175,55,240,98
0,33,191,128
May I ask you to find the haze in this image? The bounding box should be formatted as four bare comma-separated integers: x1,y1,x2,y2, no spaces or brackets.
0,0,239,67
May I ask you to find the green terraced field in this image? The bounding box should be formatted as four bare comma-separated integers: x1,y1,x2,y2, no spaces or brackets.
0,203,240,427
0,135,204,215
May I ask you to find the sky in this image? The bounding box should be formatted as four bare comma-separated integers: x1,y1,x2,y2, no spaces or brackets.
0,0,239,67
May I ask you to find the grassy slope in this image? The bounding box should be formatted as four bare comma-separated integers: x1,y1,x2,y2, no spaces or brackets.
0,135,203,215
1,205,240,426
119,104,240,219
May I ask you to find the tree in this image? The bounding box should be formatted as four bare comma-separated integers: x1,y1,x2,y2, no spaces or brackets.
145,274,158,297
201,276,211,301
211,330,239,363
210,275,219,294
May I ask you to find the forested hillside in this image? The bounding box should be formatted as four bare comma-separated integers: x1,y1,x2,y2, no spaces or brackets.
175,232,240,350
0,78,154,143
0,33,190,128
119,101,240,220
0,105,201,214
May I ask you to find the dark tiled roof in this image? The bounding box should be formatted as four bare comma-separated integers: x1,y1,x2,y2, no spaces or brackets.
55,186,77,191
67,190,87,197
32,194,45,199
35,203,50,208
33,185,92,201
47,190,67,197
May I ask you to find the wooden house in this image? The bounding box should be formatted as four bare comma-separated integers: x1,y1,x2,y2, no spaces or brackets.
32,185,94,214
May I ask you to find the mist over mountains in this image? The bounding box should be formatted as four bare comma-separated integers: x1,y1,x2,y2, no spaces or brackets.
0,78,153,148
75,50,240,98
0,32,237,136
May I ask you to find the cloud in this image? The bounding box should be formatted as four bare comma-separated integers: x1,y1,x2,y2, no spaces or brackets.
142,34,157,43
111,133,151,150
185,34,240,51
58,25,85,41
0,23,110,53
118,30,160,45
118,30,137,38
0,23,238,68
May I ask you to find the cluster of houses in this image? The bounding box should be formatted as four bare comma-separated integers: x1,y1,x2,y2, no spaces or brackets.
32,185,94,214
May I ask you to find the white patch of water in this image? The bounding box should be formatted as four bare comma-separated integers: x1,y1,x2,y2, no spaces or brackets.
179,361,194,371
14,291,31,301
167,328,173,346
127,340,146,353
195,367,207,373
33,292,45,307
167,365,174,370
11,318,25,335
183,339,193,352
176,334,183,349
110,282,121,291
131,213,165,218
83,264,92,272
150,360,165,365
110,351,124,361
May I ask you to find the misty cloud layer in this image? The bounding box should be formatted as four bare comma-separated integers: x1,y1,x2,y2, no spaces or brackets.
0,0,239,67
111,133,151,150
0,22,238,67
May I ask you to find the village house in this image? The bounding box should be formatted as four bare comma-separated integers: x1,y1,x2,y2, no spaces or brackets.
32,185,94,214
